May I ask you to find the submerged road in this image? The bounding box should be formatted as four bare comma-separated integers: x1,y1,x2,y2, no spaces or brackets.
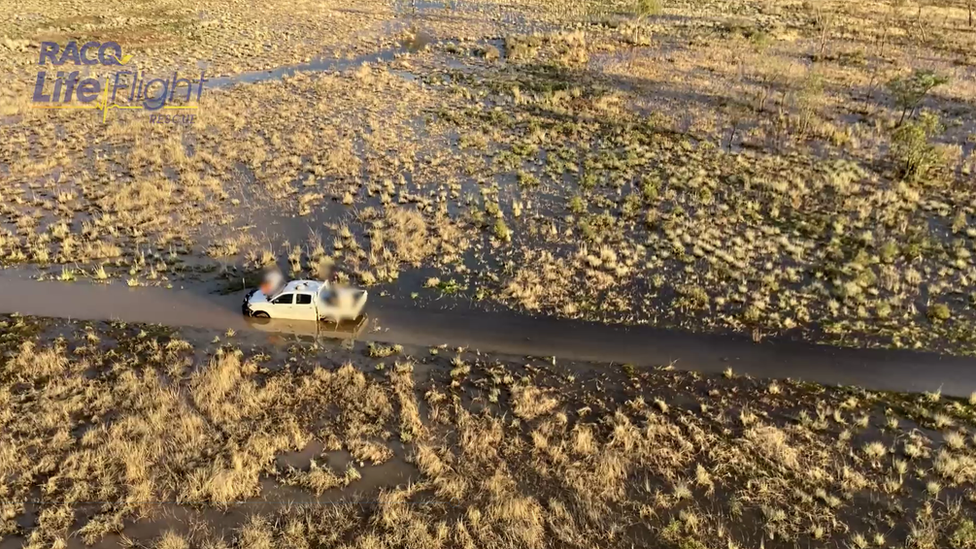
0,276,973,396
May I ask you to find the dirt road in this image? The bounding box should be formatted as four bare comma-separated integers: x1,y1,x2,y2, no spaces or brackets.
0,276,973,396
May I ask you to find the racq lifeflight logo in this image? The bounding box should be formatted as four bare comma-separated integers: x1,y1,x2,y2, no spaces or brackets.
31,41,207,124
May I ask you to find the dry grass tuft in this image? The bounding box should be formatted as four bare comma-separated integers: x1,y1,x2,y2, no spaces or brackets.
511,384,560,420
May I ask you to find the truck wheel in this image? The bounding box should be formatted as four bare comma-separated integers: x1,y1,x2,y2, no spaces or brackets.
253,311,271,319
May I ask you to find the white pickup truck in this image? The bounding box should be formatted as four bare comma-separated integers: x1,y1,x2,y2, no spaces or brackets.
243,279,367,323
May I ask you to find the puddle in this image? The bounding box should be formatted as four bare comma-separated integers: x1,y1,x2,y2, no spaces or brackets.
208,49,406,89
207,28,443,89
275,439,326,470
0,500,242,549
263,447,419,505
395,0,462,12
89,507,236,549
323,449,354,470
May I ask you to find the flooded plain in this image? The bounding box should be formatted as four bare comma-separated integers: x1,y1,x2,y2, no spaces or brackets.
5,0,976,548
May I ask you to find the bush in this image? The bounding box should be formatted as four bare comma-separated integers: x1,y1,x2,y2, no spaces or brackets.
568,195,587,215
927,303,951,322
890,111,946,183
952,519,976,549
634,0,662,18
621,193,643,218
493,218,512,241
641,176,660,200
517,170,539,187
479,45,500,62
879,241,899,263
887,69,949,124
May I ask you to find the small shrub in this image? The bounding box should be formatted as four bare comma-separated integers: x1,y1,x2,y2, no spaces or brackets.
927,303,951,322
437,279,464,294
493,218,512,241
887,69,949,124
485,201,501,218
517,170,539,187
581,172,600,189
480,45,501,62
359,271,377,285
879,241,899,263
863,441,887,459
633,0,662,18
568,195,587,215
641,176,660,200
890,112,947,183
952,519,976,549
621,193,642,218
743,305,762,322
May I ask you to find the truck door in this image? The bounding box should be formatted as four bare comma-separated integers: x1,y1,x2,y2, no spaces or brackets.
294,293,318,321
270,293,296,319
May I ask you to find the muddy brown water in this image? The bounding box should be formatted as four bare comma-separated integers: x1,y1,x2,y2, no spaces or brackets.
1,276,975,396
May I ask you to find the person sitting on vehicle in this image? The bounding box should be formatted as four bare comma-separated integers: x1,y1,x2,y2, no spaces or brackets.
259,268,284,296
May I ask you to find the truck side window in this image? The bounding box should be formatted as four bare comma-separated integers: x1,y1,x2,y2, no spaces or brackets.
272,294,294,305
296,294,313,305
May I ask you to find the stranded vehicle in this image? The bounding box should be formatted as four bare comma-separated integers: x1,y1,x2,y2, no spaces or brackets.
243,279,368,324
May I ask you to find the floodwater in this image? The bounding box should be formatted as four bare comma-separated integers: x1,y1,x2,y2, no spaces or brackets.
205,12,479,90
1,275,975,396
206,31,502,90
199,0,460,90
208,48,408,89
